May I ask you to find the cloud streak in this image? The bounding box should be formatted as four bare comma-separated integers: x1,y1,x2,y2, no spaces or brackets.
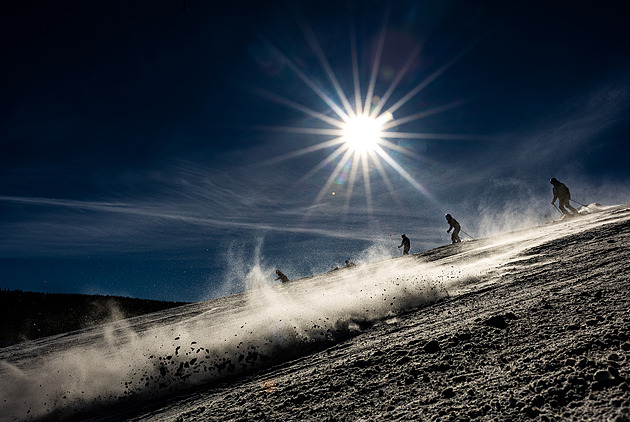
0,194,388,257
514,78,630,166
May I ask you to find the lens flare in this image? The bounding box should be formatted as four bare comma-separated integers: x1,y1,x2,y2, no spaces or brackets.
342,115,383,154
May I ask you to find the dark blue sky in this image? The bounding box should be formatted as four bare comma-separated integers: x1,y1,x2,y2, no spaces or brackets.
2,1,629,302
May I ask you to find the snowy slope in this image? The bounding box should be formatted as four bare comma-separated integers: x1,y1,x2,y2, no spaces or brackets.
1,204,629,421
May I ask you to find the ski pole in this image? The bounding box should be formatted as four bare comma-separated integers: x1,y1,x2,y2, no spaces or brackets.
460,229,475,240
552,203,563,215
570,199,587,207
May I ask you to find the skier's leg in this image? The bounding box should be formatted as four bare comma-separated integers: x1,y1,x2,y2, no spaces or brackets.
561,198,576,215
454,227,461,243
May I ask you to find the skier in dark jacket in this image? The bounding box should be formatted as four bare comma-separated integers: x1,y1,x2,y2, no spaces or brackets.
275,270,289,283
398,234,410,255
550,178,577,216
445,214,461,244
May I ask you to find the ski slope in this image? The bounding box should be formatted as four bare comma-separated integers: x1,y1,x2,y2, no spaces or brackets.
0,203,628,421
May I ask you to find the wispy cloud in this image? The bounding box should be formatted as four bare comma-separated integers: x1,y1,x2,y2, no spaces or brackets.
0,194,382,258
515,78,630,164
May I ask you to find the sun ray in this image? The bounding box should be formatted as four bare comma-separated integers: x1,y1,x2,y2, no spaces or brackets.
363,8,390,115
348,3,363,117
256,126,343,136
377,139,422,159
343,153,362,215
360,153,374,216
373,145,432,199
262,137,345,165
383,132,497,141
256,126,344,136
383,43,476,118
292,8,356,119
253,87,346,129
271,45,351,122
369,45,422,119
366,150,400,205
314,148,355,204
291,143,349,192
380,100,471,131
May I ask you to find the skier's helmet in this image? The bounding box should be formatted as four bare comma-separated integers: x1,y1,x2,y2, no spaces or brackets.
445,214,451,219
550,178,558,184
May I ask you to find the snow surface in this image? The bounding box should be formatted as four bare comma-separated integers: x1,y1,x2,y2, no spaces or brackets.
1,203,629,421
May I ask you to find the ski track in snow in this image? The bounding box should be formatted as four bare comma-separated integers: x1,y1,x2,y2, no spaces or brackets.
0,203,627,421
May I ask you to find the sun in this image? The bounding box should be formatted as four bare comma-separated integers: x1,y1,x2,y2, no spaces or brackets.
342,114,389,154
255,8,472,215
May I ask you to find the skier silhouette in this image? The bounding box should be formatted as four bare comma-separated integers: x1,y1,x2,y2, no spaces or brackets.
550,178,577,216
344,259,356,268
275,270,289,283
445,214,461,244
398,234,410,255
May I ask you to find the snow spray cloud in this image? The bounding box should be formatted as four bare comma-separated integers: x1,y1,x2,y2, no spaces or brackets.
3,208,621,421
213,236,272,298
468,176,628,241
474,201,547,239
354,238,395,265
0,256,451,420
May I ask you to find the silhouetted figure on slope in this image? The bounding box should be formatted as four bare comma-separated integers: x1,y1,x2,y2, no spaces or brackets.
275,270,289,283
398,234,410,255
344,259,356,268
445,214,461,244
550,178,577,216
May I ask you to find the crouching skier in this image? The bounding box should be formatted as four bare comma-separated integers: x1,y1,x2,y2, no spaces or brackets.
275,270,289,283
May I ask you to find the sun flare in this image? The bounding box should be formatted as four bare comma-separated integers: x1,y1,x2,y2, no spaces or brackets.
257,8,472,216
342,112,394,154
342,115,382,154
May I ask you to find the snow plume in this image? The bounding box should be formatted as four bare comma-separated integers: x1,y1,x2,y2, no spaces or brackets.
354,238,395,265
213,236,274,298
5,206,626,421
0,255,451,420
464,178,548,239
474,202,546,239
